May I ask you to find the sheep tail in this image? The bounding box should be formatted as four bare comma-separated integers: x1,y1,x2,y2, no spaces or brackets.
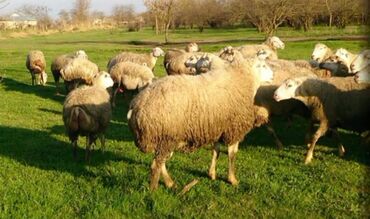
69,107,91,132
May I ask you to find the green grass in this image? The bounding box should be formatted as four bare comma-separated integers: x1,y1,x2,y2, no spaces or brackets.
0,27,369,218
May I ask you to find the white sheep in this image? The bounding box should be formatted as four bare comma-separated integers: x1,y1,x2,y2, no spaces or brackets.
127,58,272,190
63,71,114,161
236,36,285,60
354,66,370,84
107,47,165,72
60,58,99,93
51,50,89,93
109,61,154,106
274,76,370,164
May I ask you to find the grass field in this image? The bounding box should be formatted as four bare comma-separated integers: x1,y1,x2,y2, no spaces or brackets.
0,27,369,218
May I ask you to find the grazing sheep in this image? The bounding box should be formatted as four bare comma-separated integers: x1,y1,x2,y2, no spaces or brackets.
60,58,99,93
274,76,370,164
350,49,370,73
51,50,89,93
236,36,285,60
26,50,47,86
63,71,114,161
127,58,270,190
107,47,165,72
311,43,333,62
354,66,370,84
109,61,154,106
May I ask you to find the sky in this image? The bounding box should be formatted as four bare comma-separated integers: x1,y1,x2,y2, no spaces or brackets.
1,0,146,18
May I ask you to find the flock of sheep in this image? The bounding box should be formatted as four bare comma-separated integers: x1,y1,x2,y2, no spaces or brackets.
24,36,370,190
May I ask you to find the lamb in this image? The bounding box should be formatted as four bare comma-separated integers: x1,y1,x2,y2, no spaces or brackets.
236,36,285,60
350,49,370,73
274,76,370,164
51,50,89,93
60,58,99,93
127,58,270,190
63,71,114,161
107,47,165,72
109,61,154,106
26,50,47,86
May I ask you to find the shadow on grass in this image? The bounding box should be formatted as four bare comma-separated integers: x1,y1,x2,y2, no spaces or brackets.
1,77,64,103
0,125,125,177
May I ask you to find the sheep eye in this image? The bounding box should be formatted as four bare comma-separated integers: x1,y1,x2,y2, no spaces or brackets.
105,75,108,78
287,84,293,88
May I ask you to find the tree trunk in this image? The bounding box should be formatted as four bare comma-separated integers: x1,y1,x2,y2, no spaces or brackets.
155,15,159,35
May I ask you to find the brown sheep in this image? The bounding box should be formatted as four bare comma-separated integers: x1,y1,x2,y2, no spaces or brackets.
26,50,47,86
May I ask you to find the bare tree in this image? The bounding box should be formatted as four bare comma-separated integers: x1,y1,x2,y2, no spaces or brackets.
71,0,91,25
112,4,135,26
144,0,178,43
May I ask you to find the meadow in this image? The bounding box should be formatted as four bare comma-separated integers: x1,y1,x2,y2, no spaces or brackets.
0,26,369,218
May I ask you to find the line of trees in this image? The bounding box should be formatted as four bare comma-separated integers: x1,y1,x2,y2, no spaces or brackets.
143,0,368,37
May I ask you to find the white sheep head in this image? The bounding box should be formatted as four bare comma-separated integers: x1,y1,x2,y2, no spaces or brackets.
354,66,370,84
152,47,165,57
219,46,236,62
185,42,200,52
93,71,114,89
75,50,88,59
350,49,370,73
273,77,306,102
311,43,330,62
40,71,47,86
251,58,274,83
266,36,285,50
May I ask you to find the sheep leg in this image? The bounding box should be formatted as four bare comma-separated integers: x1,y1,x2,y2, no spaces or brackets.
112,87,120,108
99,134,105,153
266,122,283,150
85,136,92,162
227,142,239,186
31,72,36,86
150,158,162,190
331,129,345,157
72,140,78,160
208,143,221,180
305,122,328,164
305,121,315,147
161,162,175,188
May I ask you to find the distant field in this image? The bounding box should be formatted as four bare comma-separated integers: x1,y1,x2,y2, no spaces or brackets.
0,27,369,218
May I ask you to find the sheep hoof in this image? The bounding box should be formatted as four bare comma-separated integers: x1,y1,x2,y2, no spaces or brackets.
208,171,216,180
304,157,313,164
228,177,239,186
338,146,345,157
165,180,176,189
276,142,284,150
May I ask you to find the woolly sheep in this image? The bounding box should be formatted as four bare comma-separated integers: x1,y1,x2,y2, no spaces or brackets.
127,58,271,190
165,52,203,75
26,50,47,86
350,49,370,73
274,76,370,164
107,47,165,72
236,36,285,60
60,58,99,93
51,50,89,93
63,71,114,161
109,61,154,106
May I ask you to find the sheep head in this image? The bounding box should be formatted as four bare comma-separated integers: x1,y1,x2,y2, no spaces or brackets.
93,71,114,89
184,54,200,69
195,54,212,73
351,49,370,73
152,47,165,57
251,58,274,83
311,43,330,62
266,36,285,50
354,66,370,84
274,77,306,102
75,50,88,59
185,42,200,52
